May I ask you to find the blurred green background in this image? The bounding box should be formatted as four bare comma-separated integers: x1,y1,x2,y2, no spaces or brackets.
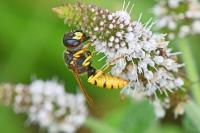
0,0,200,133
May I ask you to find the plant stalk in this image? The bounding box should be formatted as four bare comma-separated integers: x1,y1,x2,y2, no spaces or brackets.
177,38,200,105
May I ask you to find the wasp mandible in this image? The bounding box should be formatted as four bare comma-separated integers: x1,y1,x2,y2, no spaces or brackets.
63,30,128,105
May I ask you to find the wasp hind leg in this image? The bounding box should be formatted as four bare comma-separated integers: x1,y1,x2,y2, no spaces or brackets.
87,64,110,84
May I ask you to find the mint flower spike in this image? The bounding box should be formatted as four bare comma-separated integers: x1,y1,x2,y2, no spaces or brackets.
53,2,184,100
153,0,200,39
0,80,88,133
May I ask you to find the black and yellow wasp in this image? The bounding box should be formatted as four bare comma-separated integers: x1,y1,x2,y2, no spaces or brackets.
63,30,128,105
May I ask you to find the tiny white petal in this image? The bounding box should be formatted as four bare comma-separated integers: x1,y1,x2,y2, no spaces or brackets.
114,38,120,43
108,14,113,20
109,24,114,29
175,78,184,87
94,27,99,31
109,36,115,42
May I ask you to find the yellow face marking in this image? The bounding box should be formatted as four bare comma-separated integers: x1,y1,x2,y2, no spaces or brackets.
72,32,83,40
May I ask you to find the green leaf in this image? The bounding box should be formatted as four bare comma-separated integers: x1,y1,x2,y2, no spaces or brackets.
148,124,183,133
177,38,200,105
85,117,121,133
117,100,156,133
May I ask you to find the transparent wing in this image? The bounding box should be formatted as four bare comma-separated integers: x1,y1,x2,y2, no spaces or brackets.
71,62,94,106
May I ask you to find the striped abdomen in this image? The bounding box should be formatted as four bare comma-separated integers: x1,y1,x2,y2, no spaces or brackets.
88,71,128,89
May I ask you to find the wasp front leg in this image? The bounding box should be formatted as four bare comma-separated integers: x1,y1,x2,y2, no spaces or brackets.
73,42,92,58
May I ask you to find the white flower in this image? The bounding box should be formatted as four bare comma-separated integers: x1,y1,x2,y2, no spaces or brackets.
53,2,184,101
175,78,184,87
86,2,183,100
179,25,190,37
152,99,166,118
114,11,131,23
0,80,88,133
153,0,200,38
125,32,135,42
168,0,182,8
154,56,164,65
152,96,188,119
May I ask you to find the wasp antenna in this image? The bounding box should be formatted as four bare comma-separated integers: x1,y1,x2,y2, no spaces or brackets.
125,1,130,12
129,3,134,15
122,0,126,11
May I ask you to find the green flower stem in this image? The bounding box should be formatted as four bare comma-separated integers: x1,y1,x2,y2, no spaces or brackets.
184,100,200,132
177,38,200,105
84,116,121,133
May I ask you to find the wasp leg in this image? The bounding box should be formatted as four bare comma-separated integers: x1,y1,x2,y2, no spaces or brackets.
88,70,104,83
102,64,111,72
82,55,92,67
83,41,92,49
73,50,84,58
73,42,92,58
88,61,112,83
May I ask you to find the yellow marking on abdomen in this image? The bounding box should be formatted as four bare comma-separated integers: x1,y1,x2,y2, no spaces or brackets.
88,71,128,89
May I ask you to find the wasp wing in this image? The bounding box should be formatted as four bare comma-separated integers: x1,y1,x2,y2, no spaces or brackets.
71,62,94,106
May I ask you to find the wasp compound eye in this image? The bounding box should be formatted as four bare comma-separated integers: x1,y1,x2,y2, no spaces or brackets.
63,33,81,47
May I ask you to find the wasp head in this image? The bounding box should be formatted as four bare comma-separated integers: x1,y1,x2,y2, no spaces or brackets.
63,30,90,51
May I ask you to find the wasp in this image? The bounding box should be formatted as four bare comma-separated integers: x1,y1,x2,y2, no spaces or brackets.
63,30,128,105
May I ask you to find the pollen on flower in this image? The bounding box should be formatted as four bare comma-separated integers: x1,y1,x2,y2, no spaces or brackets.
153,0,200,38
